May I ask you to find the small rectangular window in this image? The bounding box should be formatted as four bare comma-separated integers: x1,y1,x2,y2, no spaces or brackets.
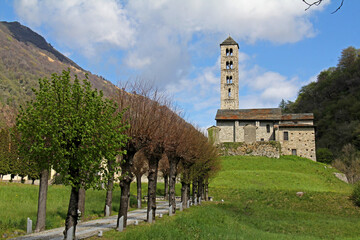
284,131,289,141
266,124,270,133
292,149,297,156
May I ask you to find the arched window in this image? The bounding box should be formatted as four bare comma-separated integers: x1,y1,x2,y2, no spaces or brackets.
228,88,231,97
229,76,233,83
226,61,229,69
226,48,229,56
226,76,230,84
230,48,233,56
230,61,233,69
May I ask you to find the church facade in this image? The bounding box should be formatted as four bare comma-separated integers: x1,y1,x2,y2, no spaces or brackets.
210,37,316,161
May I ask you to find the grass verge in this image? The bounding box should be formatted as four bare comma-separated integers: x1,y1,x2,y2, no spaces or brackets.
93,156,360,240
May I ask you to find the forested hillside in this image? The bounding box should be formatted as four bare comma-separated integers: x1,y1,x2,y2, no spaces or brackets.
0,21,118,127
281,47,360,155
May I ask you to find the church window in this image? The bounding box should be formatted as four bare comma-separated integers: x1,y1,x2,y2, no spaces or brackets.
228,88,231,97
284,131,289,141
230,61,233,69
226,48,229,56
230,48,233,56
266,124,270,133
226,61,230,69
229,76,233,83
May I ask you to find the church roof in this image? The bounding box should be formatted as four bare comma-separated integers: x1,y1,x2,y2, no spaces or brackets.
216,109,314,121
216,108,282,120
281,113,314,120
220,36,239,48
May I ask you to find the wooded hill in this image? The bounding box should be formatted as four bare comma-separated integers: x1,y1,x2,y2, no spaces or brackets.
0,21,118,127
280,47,360,155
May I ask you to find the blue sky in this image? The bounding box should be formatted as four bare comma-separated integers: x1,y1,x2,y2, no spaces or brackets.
1,0,359,131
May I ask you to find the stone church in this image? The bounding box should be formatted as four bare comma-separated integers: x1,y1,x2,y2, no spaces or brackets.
209,37,316,161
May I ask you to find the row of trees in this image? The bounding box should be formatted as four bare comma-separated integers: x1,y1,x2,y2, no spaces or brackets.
2,70,219,239
111,80,220,228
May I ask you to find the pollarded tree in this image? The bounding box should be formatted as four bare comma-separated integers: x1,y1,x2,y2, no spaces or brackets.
131,149,149,208
158,153,170,200
114,81,166,228
17,70,128,239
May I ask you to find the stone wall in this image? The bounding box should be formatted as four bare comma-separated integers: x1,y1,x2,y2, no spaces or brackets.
217,141,281,158
276,127,316,161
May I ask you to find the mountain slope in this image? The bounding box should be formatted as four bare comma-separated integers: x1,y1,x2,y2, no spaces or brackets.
0,21,119,127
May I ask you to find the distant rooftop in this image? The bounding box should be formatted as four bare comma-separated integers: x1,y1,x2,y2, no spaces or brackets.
220,36,239,49
216,108,282,120
216,108,314,121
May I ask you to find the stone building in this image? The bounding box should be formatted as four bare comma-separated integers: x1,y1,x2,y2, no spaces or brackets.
209,37,316,161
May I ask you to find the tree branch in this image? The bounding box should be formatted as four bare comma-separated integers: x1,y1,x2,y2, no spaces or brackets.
302,0,344,13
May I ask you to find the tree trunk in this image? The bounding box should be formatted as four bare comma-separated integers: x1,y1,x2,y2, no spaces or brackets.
64,186,79,239
164,174,169,200
117,158,133,229
104,161,114,216
136,174,142,208
34,169,49,232
104,175,114,216
78,187,85,218
198,178,204,201
181,180,188,208
169,158,179,213
187,183,191,203
192,180,197,203
204,178,209,201
147,155,159,222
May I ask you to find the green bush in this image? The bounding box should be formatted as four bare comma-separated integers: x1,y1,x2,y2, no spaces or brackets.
316,148,334,164
129,195,138,208
351,183,360,207
52,173,64,185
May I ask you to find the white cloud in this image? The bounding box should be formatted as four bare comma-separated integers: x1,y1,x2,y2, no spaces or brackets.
14,0,136,56
12,0,328,128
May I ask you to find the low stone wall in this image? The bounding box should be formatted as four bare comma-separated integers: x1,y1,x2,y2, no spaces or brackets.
217,141,281,158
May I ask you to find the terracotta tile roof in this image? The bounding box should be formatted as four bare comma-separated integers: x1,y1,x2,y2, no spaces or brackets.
281,113,314,120
216,108,282,120
277,124,315,128
220,36,239,48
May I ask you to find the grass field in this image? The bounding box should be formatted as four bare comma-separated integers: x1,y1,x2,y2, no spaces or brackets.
0,180,178,238
95,155,360,240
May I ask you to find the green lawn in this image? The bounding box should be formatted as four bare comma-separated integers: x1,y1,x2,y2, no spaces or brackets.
97,156,360,240
0,180,176,238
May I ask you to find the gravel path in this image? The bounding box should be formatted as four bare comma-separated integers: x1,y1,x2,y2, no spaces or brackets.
12,201,182,240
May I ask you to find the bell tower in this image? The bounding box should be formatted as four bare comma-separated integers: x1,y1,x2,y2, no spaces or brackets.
220,36,239,109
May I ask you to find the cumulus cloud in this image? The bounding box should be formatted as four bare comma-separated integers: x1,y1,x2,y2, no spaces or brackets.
13,0,327,127
14,0,136,56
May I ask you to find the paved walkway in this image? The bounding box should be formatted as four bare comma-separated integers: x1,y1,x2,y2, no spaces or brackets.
13,201,182,240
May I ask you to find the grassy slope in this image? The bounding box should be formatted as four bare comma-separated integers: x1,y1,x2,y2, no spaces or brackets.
99,156,360,240
0,181,177,237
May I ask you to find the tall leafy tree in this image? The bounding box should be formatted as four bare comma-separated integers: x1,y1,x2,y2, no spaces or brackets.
16,70,128,239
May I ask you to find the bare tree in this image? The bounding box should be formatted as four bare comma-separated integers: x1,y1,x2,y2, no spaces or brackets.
131,149,148,208
158,153,170,200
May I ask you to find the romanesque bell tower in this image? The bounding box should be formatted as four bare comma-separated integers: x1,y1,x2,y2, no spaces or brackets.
220,36,239,109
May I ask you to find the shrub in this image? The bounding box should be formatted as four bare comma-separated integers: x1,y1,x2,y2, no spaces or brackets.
332,144,360,183
351,183,360,207
129,195,138,208
52,173,64,185
316,148,334,164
